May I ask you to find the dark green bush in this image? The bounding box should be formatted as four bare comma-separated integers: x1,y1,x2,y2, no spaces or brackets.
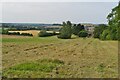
8,32,33,36
93,24,108,38
78,30,88,37
1,29,9,34
57,34,71,39
72,24,84,35
38,30,54,37
8,32,20,35
21,33,33,36
100,29,109,40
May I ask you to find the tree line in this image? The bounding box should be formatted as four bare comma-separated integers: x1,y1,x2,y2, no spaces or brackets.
38,21,87,38
57,21,87,39
93,2,120,40
1,29,33,36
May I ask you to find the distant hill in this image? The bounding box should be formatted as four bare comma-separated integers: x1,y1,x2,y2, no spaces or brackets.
1,23,62,31
2,23,55,27
81,23,96,27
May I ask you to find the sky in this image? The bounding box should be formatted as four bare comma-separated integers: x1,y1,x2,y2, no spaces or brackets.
1,0,118,2
1,2,118,24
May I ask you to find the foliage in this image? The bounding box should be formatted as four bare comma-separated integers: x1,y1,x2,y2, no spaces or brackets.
38,30,54,37
78,30,88,37
94,2,119,40
1,28,33,36
93,24,108,38
7,32,33,36
8,32,20,35
53,31,60,35
72,24,84,35
21,33,33,36
102,2,120,40
1,28,9,34
58,21,72,39
100,29,109,40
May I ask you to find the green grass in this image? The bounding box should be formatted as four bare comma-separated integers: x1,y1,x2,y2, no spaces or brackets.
2,35,74,44
97,63,106,72
3,59,64,78
2,34,79,43
2,36,60,43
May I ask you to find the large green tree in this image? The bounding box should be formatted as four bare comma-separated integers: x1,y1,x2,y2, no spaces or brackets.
104,2,120,40
72,24,84,35
78,30,88,37
58,21,72,39
94,2,120,40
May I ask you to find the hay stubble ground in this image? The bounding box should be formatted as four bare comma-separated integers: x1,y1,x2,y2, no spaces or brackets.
2,35,118,78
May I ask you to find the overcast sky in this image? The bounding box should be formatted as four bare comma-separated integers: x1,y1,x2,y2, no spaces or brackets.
2,2,118,24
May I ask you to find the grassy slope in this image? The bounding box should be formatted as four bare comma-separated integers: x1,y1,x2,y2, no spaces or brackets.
2,35,118,78
2,35,71,43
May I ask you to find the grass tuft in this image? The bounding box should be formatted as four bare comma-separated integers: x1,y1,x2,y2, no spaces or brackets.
3,59,64,78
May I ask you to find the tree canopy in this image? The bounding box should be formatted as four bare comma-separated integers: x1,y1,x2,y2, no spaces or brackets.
94,2,120,40
57,21,72,39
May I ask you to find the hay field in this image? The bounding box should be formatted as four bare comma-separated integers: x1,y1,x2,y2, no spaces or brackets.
8,30,40,36
2,35,118,78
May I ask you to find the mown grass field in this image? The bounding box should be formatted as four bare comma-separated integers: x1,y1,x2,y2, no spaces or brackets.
2,35,118,78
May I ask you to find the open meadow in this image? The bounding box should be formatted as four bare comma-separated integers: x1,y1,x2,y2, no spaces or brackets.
1,1,119,79
2,34,118,78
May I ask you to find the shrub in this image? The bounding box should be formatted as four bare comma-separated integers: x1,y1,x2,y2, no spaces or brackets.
21,33,33,36
8,32,20,35
52,31,60,35
78,30,88,37
72,24,84,35
100,29,109,40
93,24,108,38
1,29,8,34
38,30,53,37
57,34,71,39
106,34,111,40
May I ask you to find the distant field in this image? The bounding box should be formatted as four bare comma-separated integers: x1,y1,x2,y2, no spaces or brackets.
8,30,40,36
2,35,118,78
8,30,59,37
